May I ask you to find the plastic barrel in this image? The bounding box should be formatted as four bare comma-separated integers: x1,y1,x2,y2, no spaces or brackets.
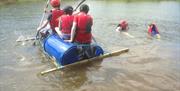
43,34,104,66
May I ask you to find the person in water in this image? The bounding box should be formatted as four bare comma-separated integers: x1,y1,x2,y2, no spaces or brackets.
115,20,135,38
37,0,64,36
66,4,96,59
116,20,129,32
55,6,74,40
148,22,161,39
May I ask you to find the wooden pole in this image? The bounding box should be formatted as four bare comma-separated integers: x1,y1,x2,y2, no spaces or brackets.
74,0,86,11
35,0,50,41
39,0,50,26
40,48,129,75
16,36,37,42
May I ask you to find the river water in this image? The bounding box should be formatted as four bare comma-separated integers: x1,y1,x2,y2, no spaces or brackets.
0,0,180,91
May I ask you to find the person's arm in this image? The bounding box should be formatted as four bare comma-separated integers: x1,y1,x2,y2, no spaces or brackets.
73,11,80,15
70,22,77,42
116,26,121,32
156,34,161,39
58,17,62,32
92,35,97,43
55,27,62,38
155,26,159,34
65,21,77,42
115,24,121,32
37,13,52,31
37,20,48,31
155,25,160,39
55,17,62,37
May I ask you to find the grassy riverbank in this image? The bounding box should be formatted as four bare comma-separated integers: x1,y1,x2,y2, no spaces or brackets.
0,0,180,8
1,0,179,5
0,0,41,6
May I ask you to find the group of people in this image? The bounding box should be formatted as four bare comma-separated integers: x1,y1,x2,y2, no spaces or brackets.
37,0,93,44
37,0,160,59
115,20,161,39
37,0,95,59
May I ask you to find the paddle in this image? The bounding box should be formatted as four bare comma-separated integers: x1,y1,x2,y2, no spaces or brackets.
35,0,50,40
40,48,129,75
16,36,36,42
16,0,86,42
74,0,86,11
39,0,50,27
92,36,98,44
16,0,50,42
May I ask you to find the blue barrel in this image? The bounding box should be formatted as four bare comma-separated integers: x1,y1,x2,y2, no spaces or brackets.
43,34,104,66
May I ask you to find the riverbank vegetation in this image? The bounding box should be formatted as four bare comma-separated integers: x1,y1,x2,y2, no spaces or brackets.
0,0,41,6
0,0,180,6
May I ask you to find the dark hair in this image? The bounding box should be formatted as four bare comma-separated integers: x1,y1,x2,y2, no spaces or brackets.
80,4,89,13
63,6,73,15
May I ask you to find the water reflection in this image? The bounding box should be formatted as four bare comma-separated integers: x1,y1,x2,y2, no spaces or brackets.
39,59,103,91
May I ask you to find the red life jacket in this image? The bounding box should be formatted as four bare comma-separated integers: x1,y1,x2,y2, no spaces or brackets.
148,24,159,35
60,15,74,34
49,9,64,32
74,12,93,44
148,26,152,33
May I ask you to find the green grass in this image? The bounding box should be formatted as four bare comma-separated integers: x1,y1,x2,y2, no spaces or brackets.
0,0,43,6
0,0,180,6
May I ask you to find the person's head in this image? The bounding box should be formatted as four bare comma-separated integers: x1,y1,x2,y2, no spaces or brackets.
120,20,128,25
63,6,73,15
120,20,128,29
80,4,89,14
50,0,60,8
149,22,156,27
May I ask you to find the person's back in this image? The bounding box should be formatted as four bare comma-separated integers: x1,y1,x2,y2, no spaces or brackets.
60,15,74,34
74,12,93,44
65,4,95,59
49,8,64,32
56,6,73,40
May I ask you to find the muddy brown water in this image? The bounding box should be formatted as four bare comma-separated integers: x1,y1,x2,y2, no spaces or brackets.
0,0,180,91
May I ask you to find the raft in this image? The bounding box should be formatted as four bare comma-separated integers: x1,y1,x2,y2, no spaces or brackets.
40,34,104,66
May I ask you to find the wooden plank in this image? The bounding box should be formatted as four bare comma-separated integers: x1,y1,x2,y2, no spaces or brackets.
40,48,129,75
16,36,36,42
